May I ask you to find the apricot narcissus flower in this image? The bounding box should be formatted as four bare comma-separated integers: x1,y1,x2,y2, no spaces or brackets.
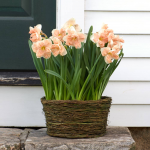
90,32,108,48
62,18,81,32
51,28,66,42
29,24,42,42
90,23,114,48
113,43,123,53
100,23,114,37
108,33,124,48
63,28,87,49
101,47,119,64
112,35,124,46
100,42,123,64
32,39,52,59
50,37,67,57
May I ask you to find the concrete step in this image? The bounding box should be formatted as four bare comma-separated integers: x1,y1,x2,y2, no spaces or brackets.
0,127,135,150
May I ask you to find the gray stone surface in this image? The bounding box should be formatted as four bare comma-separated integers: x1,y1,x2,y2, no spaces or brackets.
20,128,32,150
0,128,23,150
25,127,135,150
0,127,135,150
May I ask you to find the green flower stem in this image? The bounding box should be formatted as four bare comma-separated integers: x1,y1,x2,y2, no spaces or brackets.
44,59,49,99
59,57,64,100
64,56,67,100
51,59,59,100
78,54,101,100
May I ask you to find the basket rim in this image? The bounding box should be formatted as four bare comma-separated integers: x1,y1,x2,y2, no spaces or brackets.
41,96,112,104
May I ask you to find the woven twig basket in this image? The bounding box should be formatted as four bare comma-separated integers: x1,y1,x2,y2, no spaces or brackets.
41,96,112,138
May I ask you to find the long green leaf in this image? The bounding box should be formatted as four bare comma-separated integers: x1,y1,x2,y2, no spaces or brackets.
45,69,75,99
28,40,48,98
78,53,101,100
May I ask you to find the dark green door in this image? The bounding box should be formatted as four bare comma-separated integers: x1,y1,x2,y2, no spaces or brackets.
0,0,56,70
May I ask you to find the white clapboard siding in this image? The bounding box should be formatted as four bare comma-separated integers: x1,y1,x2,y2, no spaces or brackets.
103,82,150,104
84,11,150,34
109,105,150,127
84,35,150,57
85,0,150,11
0,86,150,127
121,35,150,57
1,0,149,127
110,58,150,81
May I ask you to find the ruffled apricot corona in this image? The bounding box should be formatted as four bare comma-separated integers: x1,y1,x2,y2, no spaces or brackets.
63,27,87,49
51,28,66,42
50,37,67,57
32,39,52,59
91,23,124,64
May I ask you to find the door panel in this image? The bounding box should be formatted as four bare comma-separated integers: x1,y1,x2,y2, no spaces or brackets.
0,0,21,7
0,0,56,70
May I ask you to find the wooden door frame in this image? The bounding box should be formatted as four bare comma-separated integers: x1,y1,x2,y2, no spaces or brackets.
56,0,84,32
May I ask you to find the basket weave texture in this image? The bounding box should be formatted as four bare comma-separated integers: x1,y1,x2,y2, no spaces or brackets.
41,96,112,138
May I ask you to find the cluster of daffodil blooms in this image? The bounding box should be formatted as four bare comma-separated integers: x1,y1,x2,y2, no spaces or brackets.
28,18,124,100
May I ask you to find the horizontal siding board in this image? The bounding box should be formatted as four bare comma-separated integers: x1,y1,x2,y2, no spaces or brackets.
85,0,150,11
103,82,150,104
84,35,150,57
109,105,150,127
121,35,150,57
0,86,150,127
84,11,150,34
110,58,150,81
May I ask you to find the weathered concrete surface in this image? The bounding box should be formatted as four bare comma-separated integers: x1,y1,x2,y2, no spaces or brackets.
0,127,135,150
0,128,23,150
25,127,135,150
20,129,32,150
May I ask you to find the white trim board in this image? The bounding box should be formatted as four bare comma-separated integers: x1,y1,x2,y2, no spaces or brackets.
0,86,45,127
0,86,150,127
56,0,84,31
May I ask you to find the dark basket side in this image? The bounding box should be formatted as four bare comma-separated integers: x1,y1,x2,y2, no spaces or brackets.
41,97,112,138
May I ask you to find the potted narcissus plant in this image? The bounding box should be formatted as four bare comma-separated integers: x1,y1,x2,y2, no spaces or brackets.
28,18,124,138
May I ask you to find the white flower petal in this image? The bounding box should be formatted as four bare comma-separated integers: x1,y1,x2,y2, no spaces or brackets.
63,36,67,42
83,34,87,43
61,49,67,56
100,47,105,54
36,24,42,31
90,34,95,43
69,26,76,31
96,43,100,47
104,56,110,64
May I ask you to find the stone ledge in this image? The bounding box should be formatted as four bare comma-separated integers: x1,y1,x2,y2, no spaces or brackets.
0,128,22,150
25,127,135,150
0,127,135,150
